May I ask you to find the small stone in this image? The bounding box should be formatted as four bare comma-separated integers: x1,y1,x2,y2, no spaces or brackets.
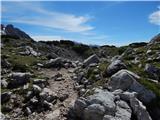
79,88,86,96
30,97,39,105
43,100,53,110
24,107,32,116
1,79,8,88
55,77,64,81
58,93,69,101
1,92,12,103
33,85,42,94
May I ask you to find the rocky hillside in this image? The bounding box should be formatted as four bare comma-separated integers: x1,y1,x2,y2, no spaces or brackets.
1,25,160,120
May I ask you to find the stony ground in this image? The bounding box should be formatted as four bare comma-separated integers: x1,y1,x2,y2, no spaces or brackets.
35,68,78,120
1,28,160,120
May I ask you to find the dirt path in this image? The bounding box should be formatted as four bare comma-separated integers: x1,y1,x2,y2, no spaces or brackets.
39,68,78,120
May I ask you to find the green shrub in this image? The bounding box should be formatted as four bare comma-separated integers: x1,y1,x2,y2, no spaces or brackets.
118,46,128,55
72,44,91,56
93,79,106,88
60,40,75,46
129,42,147,48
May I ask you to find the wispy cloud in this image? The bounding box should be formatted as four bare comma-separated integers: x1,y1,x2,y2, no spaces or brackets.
149,10,160,25
3,2,94,32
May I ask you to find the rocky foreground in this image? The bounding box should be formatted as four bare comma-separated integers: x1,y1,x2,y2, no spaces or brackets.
1,25,160,120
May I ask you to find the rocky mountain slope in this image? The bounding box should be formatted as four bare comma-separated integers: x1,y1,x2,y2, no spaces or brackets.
1,24,160,120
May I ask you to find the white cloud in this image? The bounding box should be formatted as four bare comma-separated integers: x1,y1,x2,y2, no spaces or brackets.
4,2,94,32
149,10,160,25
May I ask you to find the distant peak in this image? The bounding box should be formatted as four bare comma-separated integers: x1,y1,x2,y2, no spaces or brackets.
1,24,32,40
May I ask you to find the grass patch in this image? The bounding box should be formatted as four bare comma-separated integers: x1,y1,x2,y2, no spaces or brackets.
99,62,109,73
150,43,160,50
7,54,39,72
86,67,100,83
135,46,147,54
139,78,160,98
92,79,106,88
139,78,160,116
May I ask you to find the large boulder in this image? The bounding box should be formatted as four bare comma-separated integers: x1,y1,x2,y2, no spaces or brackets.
8,72,31,88
145,64,160,81
108,69,140,91
106,60,127,76
108,69,155,103
83,54,99,67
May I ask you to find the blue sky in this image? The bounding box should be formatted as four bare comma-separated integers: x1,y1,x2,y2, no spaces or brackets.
1,1,160,46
